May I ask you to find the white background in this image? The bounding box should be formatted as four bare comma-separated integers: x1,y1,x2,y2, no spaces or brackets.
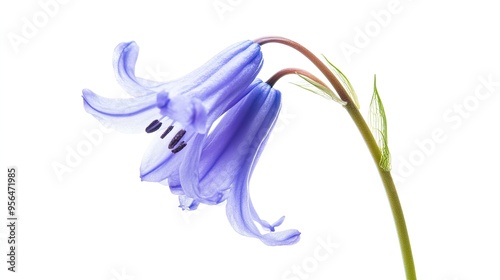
1,0,499,279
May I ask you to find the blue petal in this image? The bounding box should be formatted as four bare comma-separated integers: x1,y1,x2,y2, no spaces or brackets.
82,89,162,133
159,95,209,134
250,208,285,232
163,172,184,195
112,40,262,134
169,81,259,204
221,82,300,245
177,133,229,205
164,40,261,100
168,80,300,245
179,41,263,126
157,41,262,128
113,41,171,96
140,43,263,183
178,195,199,211
140,124,196,182
113,40,262,114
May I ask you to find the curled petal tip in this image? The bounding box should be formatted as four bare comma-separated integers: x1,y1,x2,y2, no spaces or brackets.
115,40,137,52
261,230,301,246
82,88,94,96
179,195,200,211
268,216,286,232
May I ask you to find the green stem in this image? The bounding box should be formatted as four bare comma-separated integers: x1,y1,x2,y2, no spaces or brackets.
345,102,416,280
256,36,417,280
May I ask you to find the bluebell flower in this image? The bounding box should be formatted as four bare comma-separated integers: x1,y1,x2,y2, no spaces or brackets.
83,40,262,182
83,41,299,245
217,80,300,245
171,79,300,245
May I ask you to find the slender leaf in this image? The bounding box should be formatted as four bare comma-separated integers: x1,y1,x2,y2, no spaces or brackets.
369,75,391,171
292,74,347,105
322,55,360,109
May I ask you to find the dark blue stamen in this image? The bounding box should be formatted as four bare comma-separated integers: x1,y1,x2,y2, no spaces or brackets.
145,119,162,133
168,129,186,149
160,125,174,139
171,141,187,153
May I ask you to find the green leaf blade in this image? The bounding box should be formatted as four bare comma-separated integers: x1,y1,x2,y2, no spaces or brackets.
369,75,391,171
322,55,360,109
292,74,347,105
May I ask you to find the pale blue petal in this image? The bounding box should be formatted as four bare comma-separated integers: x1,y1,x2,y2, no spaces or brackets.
163,173,184,195
167,80,300,245
179,195,199,211
82,88,162,133
223,82,300,245
140,125,196,182
164,40,261,100
114,40,262,135
113,41,171,96
182,42,263,126
160,95,209,134
154,41,262,129
138,42,262,182
168,81,259,204
177,133,225,204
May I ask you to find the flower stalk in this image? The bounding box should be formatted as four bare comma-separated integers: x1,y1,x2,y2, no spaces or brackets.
266,68,325,88
256,36,417,280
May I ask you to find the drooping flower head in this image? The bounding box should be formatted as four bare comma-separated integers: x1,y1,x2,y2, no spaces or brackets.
215,80,301,245
83,40,262,179
82,40,299,245
84,39,263,131
168,79,300,245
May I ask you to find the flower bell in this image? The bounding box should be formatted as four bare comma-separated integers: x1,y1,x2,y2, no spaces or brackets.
83,40,263,182
83,40,299,245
